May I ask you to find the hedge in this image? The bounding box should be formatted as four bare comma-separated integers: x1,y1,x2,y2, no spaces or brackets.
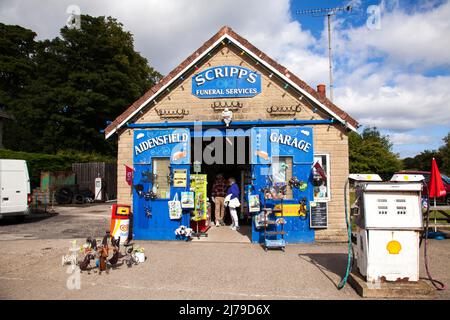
0,149,116,188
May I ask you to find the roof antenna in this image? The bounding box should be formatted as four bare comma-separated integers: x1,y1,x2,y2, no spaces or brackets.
296,5,352,102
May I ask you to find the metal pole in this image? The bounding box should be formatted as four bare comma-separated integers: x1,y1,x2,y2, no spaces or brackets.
327,14,334,102
434,197,437,232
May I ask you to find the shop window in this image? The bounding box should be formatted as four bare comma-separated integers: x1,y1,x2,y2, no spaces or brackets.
271,156,293,199
313,154,330,201
152,158,171,199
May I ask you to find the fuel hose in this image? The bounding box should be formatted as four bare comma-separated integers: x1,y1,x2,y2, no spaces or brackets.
337,179,352,290
421,180,446,290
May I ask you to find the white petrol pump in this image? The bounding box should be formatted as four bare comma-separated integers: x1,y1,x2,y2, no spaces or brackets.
95,176,103,201
352,176,424,282
338,173,445,291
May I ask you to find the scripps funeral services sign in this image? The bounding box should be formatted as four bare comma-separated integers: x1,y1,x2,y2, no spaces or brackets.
192,65,261,99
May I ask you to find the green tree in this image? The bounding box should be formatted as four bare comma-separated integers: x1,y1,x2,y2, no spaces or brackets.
0,23,37,148
402,150,442,171
438,132,450,175
0,23,36,105
3,15,162,154
349,127,402,178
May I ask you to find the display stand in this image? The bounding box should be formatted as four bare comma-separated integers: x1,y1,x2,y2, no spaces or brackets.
190,174,209,239
263,198,286,251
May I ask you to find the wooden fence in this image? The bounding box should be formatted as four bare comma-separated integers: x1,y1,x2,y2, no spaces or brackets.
72,162,117,201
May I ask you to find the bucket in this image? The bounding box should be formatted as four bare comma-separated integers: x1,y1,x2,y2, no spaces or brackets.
135,252,145,263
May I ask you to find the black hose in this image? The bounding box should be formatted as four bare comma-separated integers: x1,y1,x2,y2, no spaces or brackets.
421,179,446,290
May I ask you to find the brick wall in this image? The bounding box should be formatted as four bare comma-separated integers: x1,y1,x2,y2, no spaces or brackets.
116,44,350,241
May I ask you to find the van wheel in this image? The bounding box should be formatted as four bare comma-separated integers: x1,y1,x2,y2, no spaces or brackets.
15,216,25,223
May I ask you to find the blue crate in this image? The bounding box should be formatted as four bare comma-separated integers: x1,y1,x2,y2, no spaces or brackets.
265,239,286,249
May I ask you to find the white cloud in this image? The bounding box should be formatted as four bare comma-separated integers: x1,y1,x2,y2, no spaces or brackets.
389,133,434,145
0,0,449,157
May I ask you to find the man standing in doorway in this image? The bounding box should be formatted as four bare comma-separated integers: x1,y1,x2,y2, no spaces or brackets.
212,174,227,227
225,177,240,231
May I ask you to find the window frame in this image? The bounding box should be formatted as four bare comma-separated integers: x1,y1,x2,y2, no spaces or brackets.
313,154,331,202
151,157,171,200
271,156,293,200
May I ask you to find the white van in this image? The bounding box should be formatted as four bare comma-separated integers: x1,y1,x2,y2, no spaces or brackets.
0,159,31,221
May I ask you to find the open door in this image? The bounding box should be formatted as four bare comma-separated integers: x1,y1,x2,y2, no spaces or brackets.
132,129,191,240
250,127,315,243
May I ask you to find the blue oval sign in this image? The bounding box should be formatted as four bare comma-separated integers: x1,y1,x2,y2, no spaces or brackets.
192,65,261,99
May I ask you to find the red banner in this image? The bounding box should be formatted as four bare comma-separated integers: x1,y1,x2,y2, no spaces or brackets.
125,165,134,186
313,161,327,181
429,158,446,198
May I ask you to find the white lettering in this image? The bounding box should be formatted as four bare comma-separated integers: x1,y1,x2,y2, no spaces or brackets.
195,74,205,86
214,68,224,78
238,68,248,78
269,132,311,153
205,69,214,81
134,133,188,155
248,72,257,83
229,67,239,77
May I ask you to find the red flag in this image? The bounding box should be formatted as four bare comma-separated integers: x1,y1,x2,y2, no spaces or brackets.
125,165,134,186
313,161,327,181
429,158,446,198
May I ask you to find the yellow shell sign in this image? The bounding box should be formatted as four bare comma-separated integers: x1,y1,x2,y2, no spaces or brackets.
386,240,402,254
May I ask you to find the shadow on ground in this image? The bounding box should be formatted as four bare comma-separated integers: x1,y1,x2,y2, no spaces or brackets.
0,212,57,226
298,253,349,288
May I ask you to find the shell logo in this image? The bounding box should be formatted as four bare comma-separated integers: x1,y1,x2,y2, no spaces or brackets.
386,240,402,254
120,224,129,232
403,175,409,181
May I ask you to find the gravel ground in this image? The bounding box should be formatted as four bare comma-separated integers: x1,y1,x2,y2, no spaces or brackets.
0,204,449,300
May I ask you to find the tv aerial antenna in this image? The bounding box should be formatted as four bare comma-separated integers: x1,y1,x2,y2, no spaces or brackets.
296,5,352,102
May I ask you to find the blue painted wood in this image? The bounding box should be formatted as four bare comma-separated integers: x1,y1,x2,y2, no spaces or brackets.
133,129,191,241
250,127,315,244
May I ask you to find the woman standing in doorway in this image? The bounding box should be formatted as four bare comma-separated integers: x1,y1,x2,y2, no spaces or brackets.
225,177,240,231
212,174,227,227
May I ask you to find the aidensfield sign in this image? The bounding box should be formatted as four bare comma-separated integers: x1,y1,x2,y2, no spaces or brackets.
192,65,261,99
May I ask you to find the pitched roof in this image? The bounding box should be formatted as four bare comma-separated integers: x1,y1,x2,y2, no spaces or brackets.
105,26,359,138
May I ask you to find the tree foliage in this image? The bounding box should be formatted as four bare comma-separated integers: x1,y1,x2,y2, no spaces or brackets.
403,132,450,175
349,127,402,178
1,16,162,155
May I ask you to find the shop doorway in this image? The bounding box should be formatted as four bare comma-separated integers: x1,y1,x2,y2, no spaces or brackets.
190,134,252,242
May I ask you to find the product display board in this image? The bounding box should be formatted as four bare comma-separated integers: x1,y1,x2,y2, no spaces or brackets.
132,129,191,241
251,127,315,243
190,174,208,221
309,201,328,228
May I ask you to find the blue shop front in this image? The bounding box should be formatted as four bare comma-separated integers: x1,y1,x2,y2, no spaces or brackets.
132,124,317,244
106,28,358,244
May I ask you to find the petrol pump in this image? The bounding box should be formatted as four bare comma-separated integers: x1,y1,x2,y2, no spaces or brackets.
110,204,131,243
95,176,104,201
338,173,446,293
352,178,423,282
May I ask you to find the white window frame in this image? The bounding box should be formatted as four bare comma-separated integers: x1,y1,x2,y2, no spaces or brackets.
313,154,331,202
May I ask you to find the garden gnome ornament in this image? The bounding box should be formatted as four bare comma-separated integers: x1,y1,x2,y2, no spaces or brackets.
222,108,233,127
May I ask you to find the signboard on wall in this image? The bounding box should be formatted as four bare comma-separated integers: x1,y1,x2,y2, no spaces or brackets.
251,127,314,164
310,201,328,228
133,129,190,165
173,169,187,187
192,65,261,99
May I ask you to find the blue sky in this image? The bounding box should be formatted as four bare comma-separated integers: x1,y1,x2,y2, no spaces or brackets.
288,0,450,158
0,0,449,158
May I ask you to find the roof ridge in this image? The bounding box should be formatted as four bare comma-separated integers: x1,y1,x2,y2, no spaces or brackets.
104,26,358,137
